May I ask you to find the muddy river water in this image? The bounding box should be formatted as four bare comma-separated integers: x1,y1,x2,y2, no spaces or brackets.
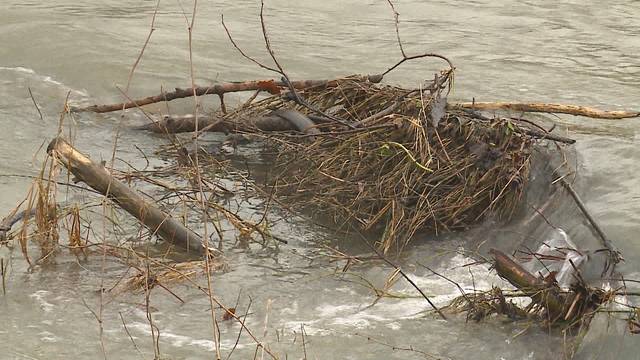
1,1,639,359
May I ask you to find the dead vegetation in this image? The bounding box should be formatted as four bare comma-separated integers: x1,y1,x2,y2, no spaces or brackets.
234,71,533,254
0,1,638,359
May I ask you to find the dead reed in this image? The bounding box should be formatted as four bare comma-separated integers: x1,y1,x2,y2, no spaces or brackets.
218,70,533,253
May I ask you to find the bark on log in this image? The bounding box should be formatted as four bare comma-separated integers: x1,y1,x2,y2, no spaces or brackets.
47,137,205,254
490,248,566,318
449,102,640,119
77,75,384,113
134,115,228,134
250,114,307,132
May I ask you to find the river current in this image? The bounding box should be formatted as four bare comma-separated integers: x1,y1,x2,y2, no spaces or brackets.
1,1,639,359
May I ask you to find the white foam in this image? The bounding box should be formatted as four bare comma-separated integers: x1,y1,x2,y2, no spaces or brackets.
280,320,330,336
386,321,401,330
126,321,246,351
38,330,58,343
0,66,89,97
29,290,55,312
298,252,515,327
315,303,357,318
0,66,35,74
280,300,299,315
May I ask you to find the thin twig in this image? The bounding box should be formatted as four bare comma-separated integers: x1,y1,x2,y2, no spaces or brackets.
386,0,406,57
556,175,622,271
381,52,454,77
27,87,44,121
124,0,161,94
354,230,447,320
119,311,144,357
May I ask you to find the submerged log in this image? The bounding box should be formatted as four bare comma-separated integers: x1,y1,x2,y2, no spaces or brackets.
47,137,205,254
0,205,57,243
0,208,34,243
134,115,227,134
136,110,319,135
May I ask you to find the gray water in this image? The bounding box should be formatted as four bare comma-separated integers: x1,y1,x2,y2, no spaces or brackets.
1,1,639,359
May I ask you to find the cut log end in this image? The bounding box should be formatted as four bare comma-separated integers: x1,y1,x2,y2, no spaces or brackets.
48,137,205,255
46,136,65,155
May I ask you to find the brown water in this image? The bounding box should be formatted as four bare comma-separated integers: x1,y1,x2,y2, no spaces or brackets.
1,1,639,359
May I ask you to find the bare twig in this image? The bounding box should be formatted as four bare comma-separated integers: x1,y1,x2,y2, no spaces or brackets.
144,265,161,359
220,13,279,74
124,0,161,94
221,2,359,129
386,0,406,57
119,311,143,357
27,87,44,121
183,1,223,358
76,77,378,113
381,53,455,77
225,297,253,360
556,175,623,272
354,230,447,320
417,262,471,303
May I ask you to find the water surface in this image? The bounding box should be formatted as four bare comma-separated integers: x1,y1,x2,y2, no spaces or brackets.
1,1,639,359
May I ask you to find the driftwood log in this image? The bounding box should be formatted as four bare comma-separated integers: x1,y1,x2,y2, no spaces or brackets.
47,137,205,254
449,102,640,120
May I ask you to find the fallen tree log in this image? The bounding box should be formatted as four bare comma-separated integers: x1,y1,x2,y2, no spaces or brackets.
47,137,205,254
449,102,640,119
76,75,384,113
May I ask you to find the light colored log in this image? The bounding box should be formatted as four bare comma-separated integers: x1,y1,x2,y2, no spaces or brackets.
47,137,205,254
449,102,639,119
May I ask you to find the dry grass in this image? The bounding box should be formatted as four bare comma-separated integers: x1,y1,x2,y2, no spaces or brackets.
215,70,533,253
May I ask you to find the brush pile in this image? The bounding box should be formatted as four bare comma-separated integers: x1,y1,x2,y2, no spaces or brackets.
212,69,533,253
445,249,612,329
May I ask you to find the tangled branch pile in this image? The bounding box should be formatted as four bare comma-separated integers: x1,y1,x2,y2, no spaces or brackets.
223,70,532,252
446,249,612,329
